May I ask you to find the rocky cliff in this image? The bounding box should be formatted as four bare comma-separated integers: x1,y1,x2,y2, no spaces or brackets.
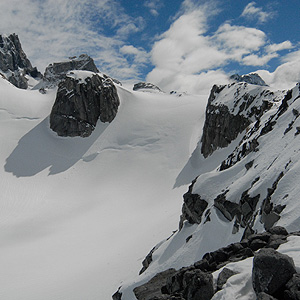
49,71,120,137
0,33,41,89
114,79,300,300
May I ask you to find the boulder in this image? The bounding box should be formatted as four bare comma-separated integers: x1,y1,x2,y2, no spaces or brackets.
252,248,297,297
50,72,120,137
182,270,214,300
216,268,238,291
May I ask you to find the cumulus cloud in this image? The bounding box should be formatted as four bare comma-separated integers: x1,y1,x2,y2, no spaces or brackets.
266,41,294,53
0,0,146,80
146,0,293,94
144,0,163,16
120,45,149,64
241,2,273,23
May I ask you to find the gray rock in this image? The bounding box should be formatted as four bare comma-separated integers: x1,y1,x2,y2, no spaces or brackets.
112,289,122,300
8,72,28,89
230,73,267,86
201,85,250,157
216,267,238,291
257,292,278,300
44,54,99,86
50,73,120,137
179,179,208,229
284,273,300,300
133,269,177,300
133,82,162,92
0,33,41,89
139,246,156,275
252,248,297,296
267,226,288,236
182,270,214,300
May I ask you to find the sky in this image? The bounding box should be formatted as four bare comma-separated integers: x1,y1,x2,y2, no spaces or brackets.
0,0,299,94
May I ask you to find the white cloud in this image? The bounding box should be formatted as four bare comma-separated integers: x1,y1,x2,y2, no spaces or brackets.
266,41,294,53
282,49,300,63
147,0,289,94
144,0,163,16
120,45,149,64
241,2,273,23
0,0,146,80
214,24,266,52
242,53,278,66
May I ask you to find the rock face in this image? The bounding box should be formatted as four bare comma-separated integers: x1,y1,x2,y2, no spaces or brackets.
133,82,162,92
185,81,292,235
179,178,208,229
252,248,297,298
230,73,267,86
0,33,41,88
201,82,281,158
43,54,99,87
50,71,120,137
130,228,296,300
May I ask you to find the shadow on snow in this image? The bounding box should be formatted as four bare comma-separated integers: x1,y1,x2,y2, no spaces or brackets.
5,117,108,177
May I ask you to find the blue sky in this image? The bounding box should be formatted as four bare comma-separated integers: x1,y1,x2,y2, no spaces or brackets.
0,0,299,93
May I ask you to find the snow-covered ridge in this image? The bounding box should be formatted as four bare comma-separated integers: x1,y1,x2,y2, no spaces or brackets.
117,80,300,300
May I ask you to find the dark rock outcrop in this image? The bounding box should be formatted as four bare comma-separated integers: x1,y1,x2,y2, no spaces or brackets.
252,248,297,297
179,178,208,229
133,269,177,300
0,33,41,89
50,72,120,137
201,84,251,157
128,228,293,300
230,73,267,86
216,267,238,291
133,82,162,92
284,273,300,300
43,54,99,87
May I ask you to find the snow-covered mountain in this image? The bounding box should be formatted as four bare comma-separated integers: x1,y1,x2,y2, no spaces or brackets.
114,82,300,299
1,35,300,300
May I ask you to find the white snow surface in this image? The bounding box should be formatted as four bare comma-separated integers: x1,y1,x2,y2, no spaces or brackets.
0,77,207,300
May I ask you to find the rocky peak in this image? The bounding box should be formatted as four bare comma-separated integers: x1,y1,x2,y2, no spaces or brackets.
201,82,283,157
230,73,267,86
0,33,41,89
133,82,163,92
49,71,120,137
43,54,99,87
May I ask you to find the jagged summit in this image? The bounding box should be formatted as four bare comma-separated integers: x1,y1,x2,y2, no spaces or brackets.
133,82,163,93
43,54,99,84
0,33,41,89
230,73,267,86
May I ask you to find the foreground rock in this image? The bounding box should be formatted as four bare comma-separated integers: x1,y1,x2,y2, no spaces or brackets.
50,71,120,137
0,33,41,88
252,248,297,298
126,227,294,300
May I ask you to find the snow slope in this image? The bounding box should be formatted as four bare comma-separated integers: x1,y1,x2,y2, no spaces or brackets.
0,77,207,300
118,81,300,299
